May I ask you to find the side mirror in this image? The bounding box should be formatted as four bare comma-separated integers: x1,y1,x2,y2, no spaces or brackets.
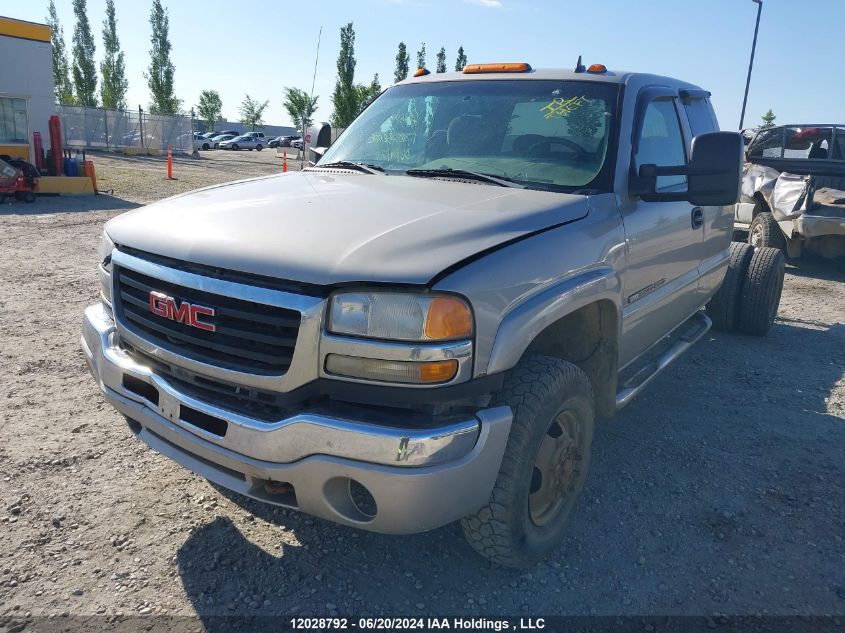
633,131,743,206
307,122,332,163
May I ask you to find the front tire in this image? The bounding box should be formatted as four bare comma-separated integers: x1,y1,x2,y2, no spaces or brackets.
749,212,787,252
256,145,263,151
737,246,785,336
201,143,210,150
232,144,239,151
461,356,594,568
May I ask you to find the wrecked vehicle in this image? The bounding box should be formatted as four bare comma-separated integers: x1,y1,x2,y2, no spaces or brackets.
736,125,845,259
82,62,785,568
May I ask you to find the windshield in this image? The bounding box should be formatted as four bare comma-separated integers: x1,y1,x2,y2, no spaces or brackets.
319,79,619,192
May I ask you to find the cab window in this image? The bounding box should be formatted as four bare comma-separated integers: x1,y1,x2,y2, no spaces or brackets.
683,97,719,136
634,98,687,191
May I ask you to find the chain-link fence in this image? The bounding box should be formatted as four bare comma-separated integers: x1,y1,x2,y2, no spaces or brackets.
56,105,196,153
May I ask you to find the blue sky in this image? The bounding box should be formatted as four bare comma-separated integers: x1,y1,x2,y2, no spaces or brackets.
4,0,843,129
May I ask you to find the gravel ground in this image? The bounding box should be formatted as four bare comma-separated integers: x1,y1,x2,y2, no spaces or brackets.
0,156,843,629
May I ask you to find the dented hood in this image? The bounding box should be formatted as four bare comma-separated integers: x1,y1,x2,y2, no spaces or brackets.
105,171,588,286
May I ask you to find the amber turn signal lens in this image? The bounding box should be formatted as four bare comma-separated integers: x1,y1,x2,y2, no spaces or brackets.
424,297,473,340
418,360,459,383
463,62,532,74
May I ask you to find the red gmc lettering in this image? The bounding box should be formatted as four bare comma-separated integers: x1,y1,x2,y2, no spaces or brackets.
148,291,216,332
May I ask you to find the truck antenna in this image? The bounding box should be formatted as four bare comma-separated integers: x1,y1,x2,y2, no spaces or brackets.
574,55,586,73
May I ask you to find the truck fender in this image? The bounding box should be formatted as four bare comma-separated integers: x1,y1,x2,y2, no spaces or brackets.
486,266,622,376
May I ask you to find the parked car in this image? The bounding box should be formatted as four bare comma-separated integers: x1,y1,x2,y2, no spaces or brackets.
278,135,302,148
290,138,303,150
734,124,845,259
219,135,264,151
242,132,266,140
83,62,783,569
210,134,236,149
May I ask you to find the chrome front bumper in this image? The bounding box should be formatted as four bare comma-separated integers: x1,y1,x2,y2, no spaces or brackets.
81,303,512,533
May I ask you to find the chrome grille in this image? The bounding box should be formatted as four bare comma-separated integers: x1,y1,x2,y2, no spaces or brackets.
114,265,301,374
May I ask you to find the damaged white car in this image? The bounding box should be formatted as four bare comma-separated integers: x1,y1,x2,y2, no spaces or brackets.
735,125,845,259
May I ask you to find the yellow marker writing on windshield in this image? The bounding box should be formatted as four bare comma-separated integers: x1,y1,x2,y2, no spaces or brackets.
540,96,587,119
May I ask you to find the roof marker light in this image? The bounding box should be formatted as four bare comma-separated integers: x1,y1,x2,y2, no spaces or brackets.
414,67,430,77
587,63,607,74
462,62,532,74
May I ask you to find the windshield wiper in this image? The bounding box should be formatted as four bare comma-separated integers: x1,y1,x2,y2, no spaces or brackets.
312,161,385,174
405,168,524,188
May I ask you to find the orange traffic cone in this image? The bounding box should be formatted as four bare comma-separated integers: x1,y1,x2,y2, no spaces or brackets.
283,150,287,173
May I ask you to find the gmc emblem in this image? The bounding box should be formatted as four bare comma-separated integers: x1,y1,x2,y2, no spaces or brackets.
148,291,216,332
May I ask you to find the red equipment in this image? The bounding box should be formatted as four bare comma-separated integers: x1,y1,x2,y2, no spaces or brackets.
33,131,46,173
49,115,63,176
0,157,38,204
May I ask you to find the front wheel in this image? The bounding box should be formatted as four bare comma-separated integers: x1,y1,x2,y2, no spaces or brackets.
461,356,594,568
231,144,239,151
201,143,210,150
256,145,263,151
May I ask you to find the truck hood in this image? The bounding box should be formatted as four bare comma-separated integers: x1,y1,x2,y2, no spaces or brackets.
105,171,589,286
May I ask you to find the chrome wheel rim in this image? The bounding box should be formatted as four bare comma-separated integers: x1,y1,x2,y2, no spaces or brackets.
529,410,584,526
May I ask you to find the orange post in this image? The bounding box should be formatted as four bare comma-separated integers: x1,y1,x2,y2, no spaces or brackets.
282,150,287,173
167,145,173,180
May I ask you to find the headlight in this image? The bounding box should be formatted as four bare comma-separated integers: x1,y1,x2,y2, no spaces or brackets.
328,292,473,341
98,231,115,305
98,230,115,266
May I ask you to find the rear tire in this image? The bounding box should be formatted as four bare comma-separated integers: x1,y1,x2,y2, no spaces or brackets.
256,145,263,151
461,356,594,568
749,212,787,252
737,246,785,336
232,144,239,151
706,242,754,332
201,143,210,150
15,191,36,203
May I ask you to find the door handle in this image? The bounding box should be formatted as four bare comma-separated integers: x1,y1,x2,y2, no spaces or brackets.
691,207,704,230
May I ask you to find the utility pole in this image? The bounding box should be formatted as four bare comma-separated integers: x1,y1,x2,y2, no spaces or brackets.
739,0,763,130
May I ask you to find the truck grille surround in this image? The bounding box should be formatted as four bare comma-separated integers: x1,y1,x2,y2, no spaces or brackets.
114,265,302,375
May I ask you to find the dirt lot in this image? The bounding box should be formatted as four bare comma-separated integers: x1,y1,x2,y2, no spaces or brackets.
0,152,843,628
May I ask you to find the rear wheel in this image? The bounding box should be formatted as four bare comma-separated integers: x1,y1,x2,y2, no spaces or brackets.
15,191,36,203
737,246,785,336
749,212,787,252
232,144,239,151
461,356,594,568
256,145,263,151
706,242,754,332
201,143,210,150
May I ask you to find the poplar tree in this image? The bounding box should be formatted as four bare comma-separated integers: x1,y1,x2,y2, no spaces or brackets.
47,0,74,104
100,0,128,110
436,47,447,73
71,0,98,106
394,42,410,83
416,42,426,70
455,46,467,71
330,23,359,128
146,0,179,114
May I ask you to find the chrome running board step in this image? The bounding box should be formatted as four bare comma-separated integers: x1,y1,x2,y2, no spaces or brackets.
616,311,712,410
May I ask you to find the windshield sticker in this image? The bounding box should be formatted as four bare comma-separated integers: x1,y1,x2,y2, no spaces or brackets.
540,96,588,119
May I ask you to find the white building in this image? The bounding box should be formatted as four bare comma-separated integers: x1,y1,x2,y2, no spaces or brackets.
0,16,54,163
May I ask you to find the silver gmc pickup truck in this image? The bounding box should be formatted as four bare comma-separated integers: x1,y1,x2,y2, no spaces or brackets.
82,62,785,568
